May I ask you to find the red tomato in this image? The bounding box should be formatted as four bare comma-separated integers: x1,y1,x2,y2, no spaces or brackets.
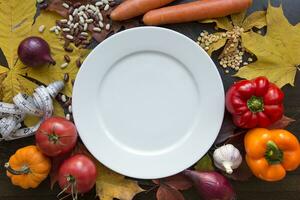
35,117,78,157
58,154,97,194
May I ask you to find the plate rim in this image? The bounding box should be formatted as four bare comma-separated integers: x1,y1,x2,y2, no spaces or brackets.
73,26,225,179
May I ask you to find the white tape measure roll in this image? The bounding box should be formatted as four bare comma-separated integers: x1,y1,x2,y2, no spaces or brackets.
0,81,64,141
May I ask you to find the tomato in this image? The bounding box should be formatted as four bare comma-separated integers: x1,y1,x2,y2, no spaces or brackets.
35,117,78,157
58,154,97,194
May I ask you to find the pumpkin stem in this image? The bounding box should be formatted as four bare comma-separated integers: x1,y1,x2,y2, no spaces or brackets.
4,162,30,175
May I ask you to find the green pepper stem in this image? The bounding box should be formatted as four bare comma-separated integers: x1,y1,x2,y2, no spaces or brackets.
4,162,30,175
247,96,264,113
265,141,283,165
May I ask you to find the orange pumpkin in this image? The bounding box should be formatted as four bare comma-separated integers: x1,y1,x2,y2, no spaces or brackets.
5,145,51,189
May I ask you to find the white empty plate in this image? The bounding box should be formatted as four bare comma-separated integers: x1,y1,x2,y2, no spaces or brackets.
73,27,224,179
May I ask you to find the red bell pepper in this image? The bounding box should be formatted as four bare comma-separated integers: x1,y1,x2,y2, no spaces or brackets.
226,77,284,128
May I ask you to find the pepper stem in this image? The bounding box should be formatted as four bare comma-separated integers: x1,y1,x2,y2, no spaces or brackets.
247,96,264,112
265,141,283,165
4,162,30,175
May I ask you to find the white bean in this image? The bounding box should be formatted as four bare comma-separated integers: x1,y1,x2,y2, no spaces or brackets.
38,25,45,33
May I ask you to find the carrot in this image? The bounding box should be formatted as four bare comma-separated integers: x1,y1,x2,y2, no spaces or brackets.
110,0,176,21
143,0,252,25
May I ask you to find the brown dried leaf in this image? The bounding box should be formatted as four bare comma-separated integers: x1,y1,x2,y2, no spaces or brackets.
50,152,70,189
268,115,295,129
46,0,69,18
225,159,253,181
47,0,93,17
156,185,185,200
218,39,239,59
90,8,140,43
162,173,192,191
214,112,237,145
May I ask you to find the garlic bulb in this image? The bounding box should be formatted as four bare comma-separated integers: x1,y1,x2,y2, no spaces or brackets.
213,144,242,174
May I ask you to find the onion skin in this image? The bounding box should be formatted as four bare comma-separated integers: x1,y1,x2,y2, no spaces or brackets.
18,36,55,67
183,170,236,200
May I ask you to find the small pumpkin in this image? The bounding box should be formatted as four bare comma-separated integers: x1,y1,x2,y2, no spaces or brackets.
5,145,51,189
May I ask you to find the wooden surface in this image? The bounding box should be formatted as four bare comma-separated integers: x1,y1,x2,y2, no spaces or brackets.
0,0,300,199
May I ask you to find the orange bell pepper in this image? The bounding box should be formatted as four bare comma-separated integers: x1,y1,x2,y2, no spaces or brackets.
245,128,300,181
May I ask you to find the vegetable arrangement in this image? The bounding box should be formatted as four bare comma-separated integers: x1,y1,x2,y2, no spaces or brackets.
1,0,300,200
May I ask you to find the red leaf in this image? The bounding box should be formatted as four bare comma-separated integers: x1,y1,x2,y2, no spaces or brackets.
214,112,237,145
225,159,253,181
268,115,295,129
163,173,192,190
50,152,70,189
156,185,185,200
225,130,247,152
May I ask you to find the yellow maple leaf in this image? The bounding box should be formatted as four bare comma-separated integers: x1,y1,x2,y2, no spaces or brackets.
0,1,90,125
0,0,38,102
96,163,144,200
236,4,300,88
199,10,267,56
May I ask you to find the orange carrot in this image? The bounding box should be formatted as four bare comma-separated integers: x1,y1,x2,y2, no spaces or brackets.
143,0,252,25
110,0,176,21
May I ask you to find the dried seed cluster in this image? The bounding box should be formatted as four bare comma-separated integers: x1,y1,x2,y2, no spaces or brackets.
197,26,255,73
50,0,114,49
57,94,73,121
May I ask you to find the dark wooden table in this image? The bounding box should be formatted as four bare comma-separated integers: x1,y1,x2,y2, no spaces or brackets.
0,0,299,199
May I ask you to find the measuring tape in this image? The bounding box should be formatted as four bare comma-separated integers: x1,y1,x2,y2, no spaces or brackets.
0,81,64,141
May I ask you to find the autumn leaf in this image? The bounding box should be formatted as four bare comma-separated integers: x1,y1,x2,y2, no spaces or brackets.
96,163,144,200
27,10,90,97
0,1,89,127
153,173,192,191
268,115,295,129
199,10,266,56
236,4,300,88
153,173,192,200
225,159,252,182
194,154,214,172
156,184,185,200
214,112,237,145
0,0,38,102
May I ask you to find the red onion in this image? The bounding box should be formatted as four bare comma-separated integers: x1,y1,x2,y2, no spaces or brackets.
18,36,55,67
183,170,236,200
